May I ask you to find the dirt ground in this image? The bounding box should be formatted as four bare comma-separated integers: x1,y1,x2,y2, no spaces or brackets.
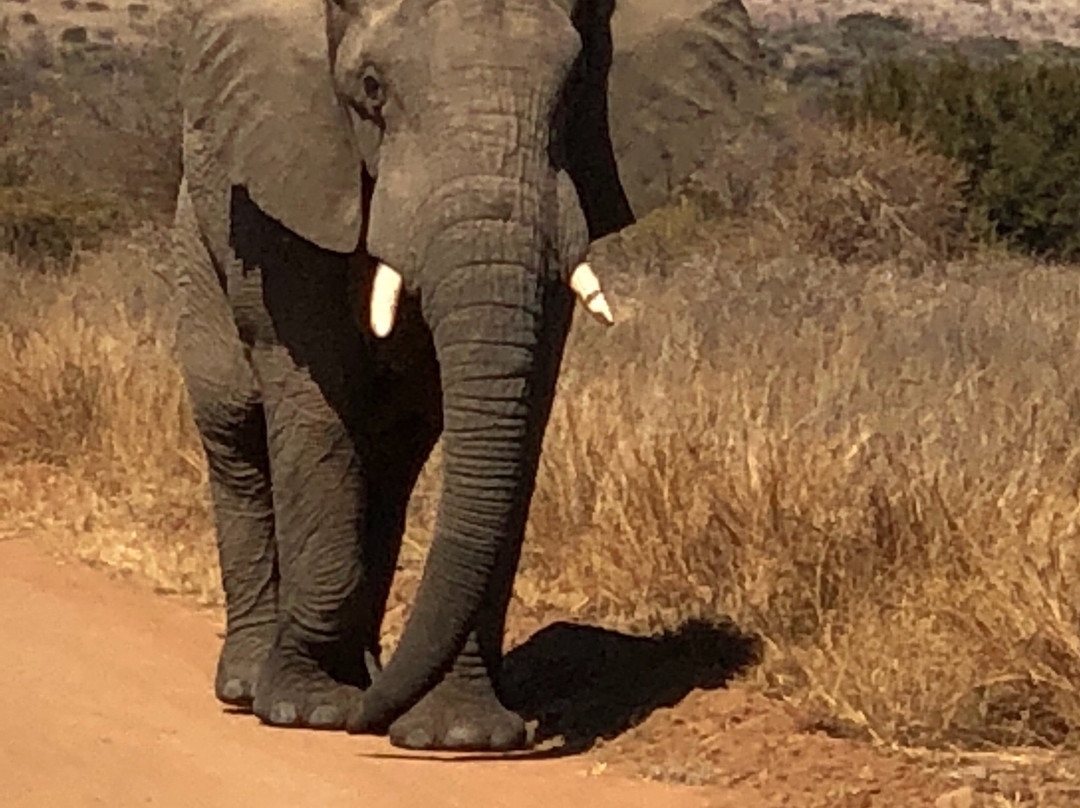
0,539,716,808
3,537,1043,808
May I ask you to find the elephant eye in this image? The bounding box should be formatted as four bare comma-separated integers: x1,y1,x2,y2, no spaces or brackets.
360,66,386,109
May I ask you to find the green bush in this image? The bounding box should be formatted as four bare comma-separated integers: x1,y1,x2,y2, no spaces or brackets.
0,188,130,266
836,55,1080,260
761,11,1080,103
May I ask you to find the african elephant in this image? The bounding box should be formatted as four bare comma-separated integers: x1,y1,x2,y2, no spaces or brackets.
172,0,759,751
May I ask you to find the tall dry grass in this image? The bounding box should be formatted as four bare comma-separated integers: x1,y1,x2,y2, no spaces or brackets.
0,229,216,598
0,116,1077,756
534,246,1080,749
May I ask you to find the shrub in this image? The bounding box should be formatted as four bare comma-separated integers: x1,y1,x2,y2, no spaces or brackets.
0,14,182,221
763,117,971,266
603,90,971,273
0,187,131,266
0,26,45,114
760,11,1080,103
0,93,53,188
836,54,1080,260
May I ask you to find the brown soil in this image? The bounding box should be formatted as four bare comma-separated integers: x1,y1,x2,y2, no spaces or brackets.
0,537,987,808
1,538,715,808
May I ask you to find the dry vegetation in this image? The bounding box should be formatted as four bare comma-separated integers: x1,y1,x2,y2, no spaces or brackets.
745,0,1080,48
2,115,1078,761
1,3,1079,802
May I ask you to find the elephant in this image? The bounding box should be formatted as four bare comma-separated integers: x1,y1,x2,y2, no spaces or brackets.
171,0,759,751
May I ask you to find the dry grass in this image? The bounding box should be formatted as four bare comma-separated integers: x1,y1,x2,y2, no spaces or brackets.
0,229,216,599
0,115,1077,768
547,244,1080,750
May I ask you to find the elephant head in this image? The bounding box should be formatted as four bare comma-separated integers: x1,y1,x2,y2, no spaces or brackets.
182,0,759,731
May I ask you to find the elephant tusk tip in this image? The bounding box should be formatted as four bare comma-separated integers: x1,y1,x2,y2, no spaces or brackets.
569,262,614,327
589,293,614,326
370,262,403,338
370,304,397,338
370,317,394,338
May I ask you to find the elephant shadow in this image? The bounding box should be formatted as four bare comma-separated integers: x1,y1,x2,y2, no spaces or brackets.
500,617,761,753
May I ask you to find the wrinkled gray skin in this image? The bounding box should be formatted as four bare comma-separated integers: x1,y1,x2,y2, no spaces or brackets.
172,0,758,751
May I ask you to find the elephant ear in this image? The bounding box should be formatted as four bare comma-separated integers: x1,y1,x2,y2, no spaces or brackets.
566,0,762,240
182,0,363,254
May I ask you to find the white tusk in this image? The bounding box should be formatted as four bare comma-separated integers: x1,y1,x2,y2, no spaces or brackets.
569,262,614,326
370,262,403,338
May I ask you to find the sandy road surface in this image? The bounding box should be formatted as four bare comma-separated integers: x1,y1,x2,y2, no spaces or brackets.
0,540,712,808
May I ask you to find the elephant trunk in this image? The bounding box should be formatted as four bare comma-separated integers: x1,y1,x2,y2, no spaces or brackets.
357,246,546,730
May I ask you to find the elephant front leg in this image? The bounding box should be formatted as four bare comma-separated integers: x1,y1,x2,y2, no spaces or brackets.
173,192,278,712
387,537,529,752
199,402,279,710
368,426,530,751
250,344,373,730
385,560,527,752
383,289,569,753
360,353,528,751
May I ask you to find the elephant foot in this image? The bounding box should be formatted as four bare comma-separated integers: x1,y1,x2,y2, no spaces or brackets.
214,624,275,710
388,674,529,752
252,639,365,730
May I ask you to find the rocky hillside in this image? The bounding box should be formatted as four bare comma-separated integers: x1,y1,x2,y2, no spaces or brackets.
0,0,171,51
4,1,1080,56
745,0,1080,47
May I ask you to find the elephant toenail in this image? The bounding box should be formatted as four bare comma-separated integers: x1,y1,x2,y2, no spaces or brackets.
444,724,485,749
490,722,528,751
309,705,341,728
402,727,434,749
270,701,299,726
222,679,246,702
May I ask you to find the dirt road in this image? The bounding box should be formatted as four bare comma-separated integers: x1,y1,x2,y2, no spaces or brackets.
0,539,711,808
